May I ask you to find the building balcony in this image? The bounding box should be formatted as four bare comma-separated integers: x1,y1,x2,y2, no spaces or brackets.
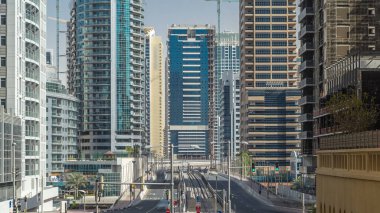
298,96,315,106
25,91,40,100
314,126,342,137
298,24,314,39
299,42,314,56
298,60,314,73
313,107,331,118
25,111,39,118
299,131,313,140
298,7,314,23
299,78,314,89
299,113,313,123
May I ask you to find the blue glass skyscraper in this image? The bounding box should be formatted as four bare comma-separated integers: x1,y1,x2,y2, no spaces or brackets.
168,25,215,159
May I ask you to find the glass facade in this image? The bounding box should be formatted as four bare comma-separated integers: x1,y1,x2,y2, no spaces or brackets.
168,26,215,159
69,0,145,158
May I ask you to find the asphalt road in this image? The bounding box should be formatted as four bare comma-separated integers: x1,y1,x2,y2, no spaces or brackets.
208,175,301,213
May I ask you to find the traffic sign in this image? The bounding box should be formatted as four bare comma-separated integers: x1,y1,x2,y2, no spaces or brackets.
196,195,201,203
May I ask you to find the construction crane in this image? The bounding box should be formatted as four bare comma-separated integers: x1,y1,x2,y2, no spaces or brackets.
204,0,238,169
204,0,238,38
48,0,69,77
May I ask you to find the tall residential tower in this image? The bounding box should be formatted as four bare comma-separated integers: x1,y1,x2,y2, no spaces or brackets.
240,0,301,169
67,0,145,159
168,25,215,159
144,27,165,156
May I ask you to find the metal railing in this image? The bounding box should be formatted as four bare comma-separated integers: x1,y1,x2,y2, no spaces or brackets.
318,130,380,150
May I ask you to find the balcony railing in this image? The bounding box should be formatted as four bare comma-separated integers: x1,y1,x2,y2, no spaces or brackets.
299,78,314,89
299,113,313,123
318,130,380,150
298,7,314,22
299,131,313,139
299,42,314,55
314,126,342,137
298,24,314,39
298,60,314,73
298,96,315,106
313,107,331,118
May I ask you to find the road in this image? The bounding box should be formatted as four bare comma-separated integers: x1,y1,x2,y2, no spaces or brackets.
207,174,301,213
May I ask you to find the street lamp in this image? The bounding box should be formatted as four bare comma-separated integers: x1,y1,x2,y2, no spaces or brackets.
211,140,231,213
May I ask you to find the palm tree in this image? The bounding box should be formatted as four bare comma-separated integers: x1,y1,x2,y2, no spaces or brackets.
65,172,88,199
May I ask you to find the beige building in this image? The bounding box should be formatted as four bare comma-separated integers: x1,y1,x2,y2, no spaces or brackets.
145,28,165,156
239,0,300,170
317,131,380,213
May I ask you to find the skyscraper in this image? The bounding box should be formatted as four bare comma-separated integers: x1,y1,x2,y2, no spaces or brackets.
168,25,215,159
215,32,240,160
298,0,380,189
0,0,58,211
240,0,301,169
144,27,165,156
67,0,145,159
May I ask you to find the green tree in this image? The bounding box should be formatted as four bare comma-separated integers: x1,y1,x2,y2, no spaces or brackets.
327,92,378,133
65,173,88,200
238,150,251,177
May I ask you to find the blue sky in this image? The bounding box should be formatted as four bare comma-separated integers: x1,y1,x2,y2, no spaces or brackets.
46,0,239,73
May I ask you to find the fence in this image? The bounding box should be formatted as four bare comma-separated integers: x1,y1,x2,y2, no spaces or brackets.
277,185,316,204
319,130,380,150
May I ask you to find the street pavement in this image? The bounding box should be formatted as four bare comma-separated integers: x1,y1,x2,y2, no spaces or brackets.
208,174,301,213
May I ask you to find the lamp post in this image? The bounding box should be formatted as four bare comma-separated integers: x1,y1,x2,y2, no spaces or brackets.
211,140,231,213
146,144,200,213
12,142,18,213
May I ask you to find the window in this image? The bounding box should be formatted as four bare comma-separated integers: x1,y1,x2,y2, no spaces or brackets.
272,57,287,63
272,0,286,6
255,33,270,38
256,65,271,71
272,25,287,30
256,49,270,54
255,41,270,46
0,0,5,4
272,16,287,22
0,99,5,108
272,41,287,46
0,78,5,87
0,15,5,25
272,9,287,14
255,0,270,6
1,35,5,46
369,27,375,36
0,57,5,67
368,8,375,16
272,49,287,54
255,9,270,14
255,16,270,22
256,73,270,79
272,65,287,71
256,57,271,63
272,33,287,38
272,73,287,79
255,25,270,30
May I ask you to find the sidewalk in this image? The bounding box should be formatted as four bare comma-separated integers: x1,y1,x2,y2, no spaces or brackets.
219,172,304,210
